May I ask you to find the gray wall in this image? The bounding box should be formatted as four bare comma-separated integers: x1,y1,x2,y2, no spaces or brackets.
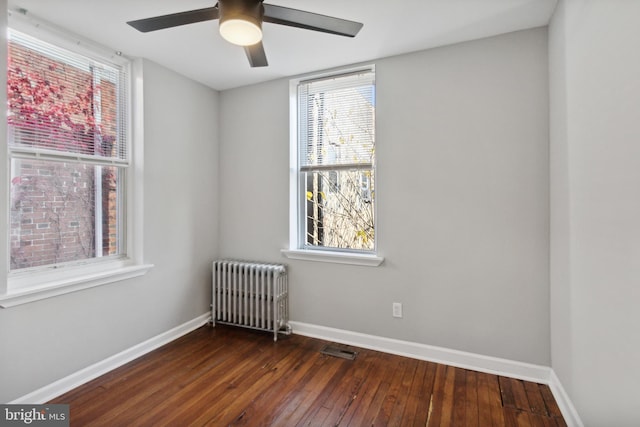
220,28,550,365
0,54,220,401
549,1,640,425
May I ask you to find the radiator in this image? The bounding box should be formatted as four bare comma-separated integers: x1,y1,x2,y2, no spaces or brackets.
212,260,291,341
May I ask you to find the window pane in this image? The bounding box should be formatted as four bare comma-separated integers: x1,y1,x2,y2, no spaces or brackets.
10,158,122,270
304,169,375,251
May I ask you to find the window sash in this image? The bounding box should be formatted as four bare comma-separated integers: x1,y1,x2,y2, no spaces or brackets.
9,157,127,272
298,70,375,170
7,29,129,164
301,168,375,251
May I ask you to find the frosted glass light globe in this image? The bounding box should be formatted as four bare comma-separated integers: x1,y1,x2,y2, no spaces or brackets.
220,19,262,46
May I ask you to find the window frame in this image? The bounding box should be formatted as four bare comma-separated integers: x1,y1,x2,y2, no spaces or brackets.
0,13,153,308
282,66,383,267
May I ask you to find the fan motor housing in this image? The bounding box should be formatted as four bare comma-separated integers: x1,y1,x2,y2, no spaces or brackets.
218,0,265,29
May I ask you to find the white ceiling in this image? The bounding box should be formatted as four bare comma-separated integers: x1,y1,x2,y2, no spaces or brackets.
7,0,558,91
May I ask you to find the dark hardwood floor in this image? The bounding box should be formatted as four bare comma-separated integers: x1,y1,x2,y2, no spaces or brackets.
51,325,567,426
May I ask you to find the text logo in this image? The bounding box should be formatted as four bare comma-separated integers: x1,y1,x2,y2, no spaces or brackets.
0,405,69,426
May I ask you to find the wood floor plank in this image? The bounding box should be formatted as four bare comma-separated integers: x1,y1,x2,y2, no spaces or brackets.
524,381,549,416
451,367,468,426
374,356,418,426
504,407,534,427
441,366,459,426
273,352,347,425
426,364,457,426
293,357,353,426
486,373,507,427
355,352,404,426
50,325,567,427
400,359,432,426
340,351,392,426
510,378,533,412
499,376,516,409
319,348,377,426
465,370,480,427
266,352,335,426
539,383,564,419
414,361,438,426
476,371,496,427
425,363,447,426
530,413,561,427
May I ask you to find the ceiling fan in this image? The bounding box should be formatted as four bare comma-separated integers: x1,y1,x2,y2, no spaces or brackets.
127,0,363,68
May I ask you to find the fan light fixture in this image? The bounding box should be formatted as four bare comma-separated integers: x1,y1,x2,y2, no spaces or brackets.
218,0,264,46
126,0,364,68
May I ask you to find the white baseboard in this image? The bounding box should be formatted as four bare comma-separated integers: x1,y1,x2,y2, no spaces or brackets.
290,321,583,427
548,370,584,427
290,321,551,383
10,312,212,404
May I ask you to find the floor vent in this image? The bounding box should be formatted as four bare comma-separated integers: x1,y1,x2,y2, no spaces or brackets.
320,345,357,360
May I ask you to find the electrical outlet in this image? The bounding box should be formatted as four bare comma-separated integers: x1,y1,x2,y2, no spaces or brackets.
392,302,403,318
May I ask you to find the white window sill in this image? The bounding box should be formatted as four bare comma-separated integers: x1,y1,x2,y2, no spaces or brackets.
281,249,384,267
0,262,154,308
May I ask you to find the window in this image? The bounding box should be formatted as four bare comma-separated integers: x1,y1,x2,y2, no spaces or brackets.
284,67,382,266
8,29,127,270
1,18,151,307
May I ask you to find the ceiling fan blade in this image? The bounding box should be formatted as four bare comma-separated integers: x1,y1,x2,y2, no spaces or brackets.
263,4,363,37
244,42,268,67
127,7,219,33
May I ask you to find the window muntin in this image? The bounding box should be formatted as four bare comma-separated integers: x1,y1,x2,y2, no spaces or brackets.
7,29,129,272
297,69,376,252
